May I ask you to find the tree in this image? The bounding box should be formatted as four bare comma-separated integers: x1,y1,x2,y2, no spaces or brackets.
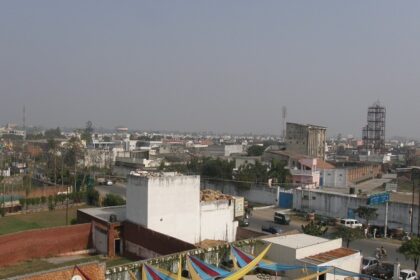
356,206,378,227
268,159,291,184
236,161,269,187
47,195,55,211
301,221,328,236
86,189,100,206
335,227,364,248
201,158,234,180
81,121,94,145
247,145,265,156
102,193,126,207
398,237,420,271
44,127,62,139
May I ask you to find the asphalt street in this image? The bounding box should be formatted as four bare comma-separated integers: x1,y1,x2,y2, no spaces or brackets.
248,207,414,270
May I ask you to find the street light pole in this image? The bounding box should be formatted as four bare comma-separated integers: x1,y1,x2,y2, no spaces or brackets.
411,178,415,236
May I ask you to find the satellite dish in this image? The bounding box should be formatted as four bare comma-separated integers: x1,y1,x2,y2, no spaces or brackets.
71,276,83,280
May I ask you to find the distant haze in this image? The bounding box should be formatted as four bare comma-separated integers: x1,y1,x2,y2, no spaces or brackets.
1,1,420,138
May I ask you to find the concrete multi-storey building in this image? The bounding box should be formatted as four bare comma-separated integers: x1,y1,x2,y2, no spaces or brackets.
286,122,327,159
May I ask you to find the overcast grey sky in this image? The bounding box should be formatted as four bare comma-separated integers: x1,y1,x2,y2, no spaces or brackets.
1,1,420,138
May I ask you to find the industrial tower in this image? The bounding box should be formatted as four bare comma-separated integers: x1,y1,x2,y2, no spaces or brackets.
362,101,386,154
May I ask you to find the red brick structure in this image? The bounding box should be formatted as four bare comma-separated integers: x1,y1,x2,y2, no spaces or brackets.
0,224,92,267
17,261,105,280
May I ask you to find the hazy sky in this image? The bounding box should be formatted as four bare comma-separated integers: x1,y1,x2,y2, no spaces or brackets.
1,1,420,138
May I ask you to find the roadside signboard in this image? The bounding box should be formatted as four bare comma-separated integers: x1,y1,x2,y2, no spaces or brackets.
367,192,390,205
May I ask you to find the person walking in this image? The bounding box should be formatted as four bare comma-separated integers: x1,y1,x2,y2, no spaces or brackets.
364,227,368,238
373,228,377,239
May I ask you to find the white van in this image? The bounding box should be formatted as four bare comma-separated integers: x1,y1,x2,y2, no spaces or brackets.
340,218,363,228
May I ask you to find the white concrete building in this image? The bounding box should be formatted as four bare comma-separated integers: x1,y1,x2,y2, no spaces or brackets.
126,173,238,244
224,144,245,157
263,233,361,280
321,169,348,188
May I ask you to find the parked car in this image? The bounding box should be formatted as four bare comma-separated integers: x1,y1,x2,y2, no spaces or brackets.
316,215,336,226
362,257,379,272
340,218,363,228
239,218,249,227
364,262,394,279
106,180,113,186
400,269,418,280
261,224,282,234
274,211,290,225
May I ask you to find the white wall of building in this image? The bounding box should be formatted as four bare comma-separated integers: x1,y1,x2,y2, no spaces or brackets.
0,168,10,177
322,252,362,280
321,169,348,187
146,176,201,244
263,235,361,280
200,200,237,242
127,175,201,244
293,188,418,234
295,238,342,259
224,145,244,157
127,174,238,244
126,176,149,226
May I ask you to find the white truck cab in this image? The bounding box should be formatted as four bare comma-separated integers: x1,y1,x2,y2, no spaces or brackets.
340,218,363,228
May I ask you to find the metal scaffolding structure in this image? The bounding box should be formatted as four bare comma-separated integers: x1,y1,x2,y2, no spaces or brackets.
362,101,386,154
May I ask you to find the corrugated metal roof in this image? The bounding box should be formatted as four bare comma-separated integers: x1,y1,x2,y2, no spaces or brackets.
302,247,358,264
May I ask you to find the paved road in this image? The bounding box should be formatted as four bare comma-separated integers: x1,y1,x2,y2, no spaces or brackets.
95,182,127,198
248,208,414,270
351,238,412,269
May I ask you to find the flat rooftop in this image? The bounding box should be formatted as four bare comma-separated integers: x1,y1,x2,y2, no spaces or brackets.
262,233,330,249
78,206,126,223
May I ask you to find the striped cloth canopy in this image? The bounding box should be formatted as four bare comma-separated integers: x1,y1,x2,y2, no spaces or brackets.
142,264,176,280
187,255,230,280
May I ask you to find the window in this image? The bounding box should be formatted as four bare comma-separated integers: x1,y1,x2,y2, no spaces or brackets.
303,195,309,200
312,196,316,200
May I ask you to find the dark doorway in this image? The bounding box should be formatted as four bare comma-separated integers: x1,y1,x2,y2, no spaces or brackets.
115,239,121,256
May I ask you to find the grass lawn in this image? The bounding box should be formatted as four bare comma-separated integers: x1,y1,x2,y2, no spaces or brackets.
0,255,103,279
0,206,87,235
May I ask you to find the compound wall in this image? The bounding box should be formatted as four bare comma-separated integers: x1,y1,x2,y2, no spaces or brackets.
0,223,92,267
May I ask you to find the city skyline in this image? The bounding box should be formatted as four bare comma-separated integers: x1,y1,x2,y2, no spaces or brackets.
1,1,420,138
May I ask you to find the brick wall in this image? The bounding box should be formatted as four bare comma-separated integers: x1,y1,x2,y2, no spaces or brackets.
0,223,92,267
16,261,105,280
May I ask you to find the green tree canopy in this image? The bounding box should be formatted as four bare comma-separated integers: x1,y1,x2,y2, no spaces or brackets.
301,221,328,236
44,127,62,139
398,237,420,271
63,137,84,168
356,206,378,226
86,189,100,206
201,158,234,180
236,161,269,187
268,159,291,184
247,145,265,156
102,193,126,207
335,227,364,248
81,121,94,145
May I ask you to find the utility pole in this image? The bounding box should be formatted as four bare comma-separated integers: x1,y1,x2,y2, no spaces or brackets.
414,168,420,237
411,178,415,236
